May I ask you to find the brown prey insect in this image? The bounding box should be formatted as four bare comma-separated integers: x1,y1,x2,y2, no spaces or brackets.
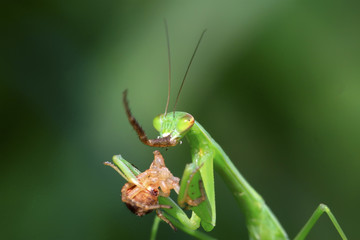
104,150,180,230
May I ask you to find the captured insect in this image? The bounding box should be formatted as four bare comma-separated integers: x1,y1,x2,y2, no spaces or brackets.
104,150,181,230
120,21,348,240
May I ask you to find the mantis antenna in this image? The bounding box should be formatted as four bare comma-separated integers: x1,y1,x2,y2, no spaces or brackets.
172,29,207,116
163,19,171,116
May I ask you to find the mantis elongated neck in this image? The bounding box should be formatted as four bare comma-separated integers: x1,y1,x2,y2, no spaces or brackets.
185,121,288,240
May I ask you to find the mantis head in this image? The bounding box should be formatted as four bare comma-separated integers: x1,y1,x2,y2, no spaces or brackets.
123,90,194,147
153,112,195,145
123,27,205,148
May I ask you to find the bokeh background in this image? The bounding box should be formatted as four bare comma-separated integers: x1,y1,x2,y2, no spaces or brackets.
2,1,360,239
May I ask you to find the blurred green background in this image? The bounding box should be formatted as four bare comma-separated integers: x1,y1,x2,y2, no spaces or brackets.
2,0,360,239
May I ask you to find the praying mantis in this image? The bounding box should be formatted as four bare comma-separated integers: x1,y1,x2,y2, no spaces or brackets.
106,23,348,239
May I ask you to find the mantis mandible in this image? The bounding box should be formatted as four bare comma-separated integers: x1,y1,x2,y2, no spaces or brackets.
119,23,348,239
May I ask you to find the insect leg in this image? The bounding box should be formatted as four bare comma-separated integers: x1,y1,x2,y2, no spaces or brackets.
122,90,175,147
123,183,144,199
177,150,216,232
294,203,348,240
158,197,201,230
179,163,206,207
104,161,128,180
156,209,177,231
155,201,216,240
122,197,172,212
151,205,215,240
106,155,142,185
185,180,206,207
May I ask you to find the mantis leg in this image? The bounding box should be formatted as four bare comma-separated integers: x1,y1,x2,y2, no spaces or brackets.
178,163,206,207
150,209,216,240
177,150,215,232
108,154,211,238
158,196,201,230
162,212,217,240
294,203,348,240
151,197,215,239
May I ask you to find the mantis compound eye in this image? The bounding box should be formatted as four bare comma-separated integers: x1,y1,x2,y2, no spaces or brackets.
153,114,162,132
176,113,194,134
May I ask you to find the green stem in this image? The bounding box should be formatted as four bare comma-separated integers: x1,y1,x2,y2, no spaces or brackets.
150,216,161,240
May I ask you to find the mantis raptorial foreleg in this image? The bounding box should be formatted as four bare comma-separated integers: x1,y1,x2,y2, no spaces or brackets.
179,166,206,207
104,152,215,239
177,151,215,231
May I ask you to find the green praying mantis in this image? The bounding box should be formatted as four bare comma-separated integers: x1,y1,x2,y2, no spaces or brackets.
105,23,348,240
